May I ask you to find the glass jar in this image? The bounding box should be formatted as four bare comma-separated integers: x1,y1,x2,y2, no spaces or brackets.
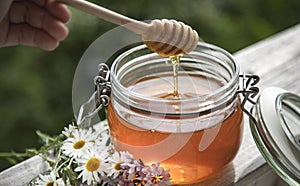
107,42,243,184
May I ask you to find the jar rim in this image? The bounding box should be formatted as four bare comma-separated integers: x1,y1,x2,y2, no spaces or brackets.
110,41,240,113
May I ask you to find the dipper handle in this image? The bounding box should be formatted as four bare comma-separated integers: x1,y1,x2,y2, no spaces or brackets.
58,0,199,57
58,0,149,34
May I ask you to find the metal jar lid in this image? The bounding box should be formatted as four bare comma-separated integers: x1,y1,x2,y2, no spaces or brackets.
250,87,300,185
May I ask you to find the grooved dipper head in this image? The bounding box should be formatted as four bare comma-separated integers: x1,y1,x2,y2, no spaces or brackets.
142,19,199,57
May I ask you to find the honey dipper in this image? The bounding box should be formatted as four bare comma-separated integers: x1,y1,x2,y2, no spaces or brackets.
58,0,199,57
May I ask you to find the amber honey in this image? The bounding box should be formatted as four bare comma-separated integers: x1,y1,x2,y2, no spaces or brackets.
108,73,243,184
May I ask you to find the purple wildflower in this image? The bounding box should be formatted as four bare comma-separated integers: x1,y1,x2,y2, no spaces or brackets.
142,163,171,186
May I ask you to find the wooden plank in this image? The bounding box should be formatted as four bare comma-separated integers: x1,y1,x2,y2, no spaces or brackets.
235,164,288,186
1,24,299,186
0,156,49,186
235,23,300,93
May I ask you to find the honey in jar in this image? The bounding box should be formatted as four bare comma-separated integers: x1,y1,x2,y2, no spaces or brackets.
107,42,243,184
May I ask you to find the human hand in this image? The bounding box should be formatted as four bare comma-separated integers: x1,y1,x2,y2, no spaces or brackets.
0,0,71,51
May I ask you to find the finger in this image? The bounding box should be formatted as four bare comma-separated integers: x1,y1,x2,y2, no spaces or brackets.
9,1,69,41
5,23,59,51
32,0,71,23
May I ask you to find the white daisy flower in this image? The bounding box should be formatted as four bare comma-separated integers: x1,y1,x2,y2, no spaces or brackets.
75,150,109,185
35,171,65,186
61,128,95,158
62,124,77,138
106,151,126,179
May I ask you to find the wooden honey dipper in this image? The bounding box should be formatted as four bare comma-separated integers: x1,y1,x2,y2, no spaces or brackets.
58,0,199,57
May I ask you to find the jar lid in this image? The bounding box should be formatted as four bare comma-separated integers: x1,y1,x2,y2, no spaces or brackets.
250,87,300,185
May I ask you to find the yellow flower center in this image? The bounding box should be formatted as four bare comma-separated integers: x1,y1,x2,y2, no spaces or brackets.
114,162,122,170
151,174,163,184
86,157,100,172
73,140,85,149
46,181,54,186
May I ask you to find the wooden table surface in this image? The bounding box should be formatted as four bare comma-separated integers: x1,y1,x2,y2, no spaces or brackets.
1,24,300,186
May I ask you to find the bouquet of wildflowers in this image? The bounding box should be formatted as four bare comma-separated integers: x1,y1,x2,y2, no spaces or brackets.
3,64,171,186
29,121,171,186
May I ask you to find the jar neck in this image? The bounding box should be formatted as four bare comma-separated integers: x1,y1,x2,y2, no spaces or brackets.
110,42,240,116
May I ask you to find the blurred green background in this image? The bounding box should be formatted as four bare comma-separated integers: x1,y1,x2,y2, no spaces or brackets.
0,0,299,171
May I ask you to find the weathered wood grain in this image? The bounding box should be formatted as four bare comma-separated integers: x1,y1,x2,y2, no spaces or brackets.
0,156,48,186
1,24,299,186
235,23,300,93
